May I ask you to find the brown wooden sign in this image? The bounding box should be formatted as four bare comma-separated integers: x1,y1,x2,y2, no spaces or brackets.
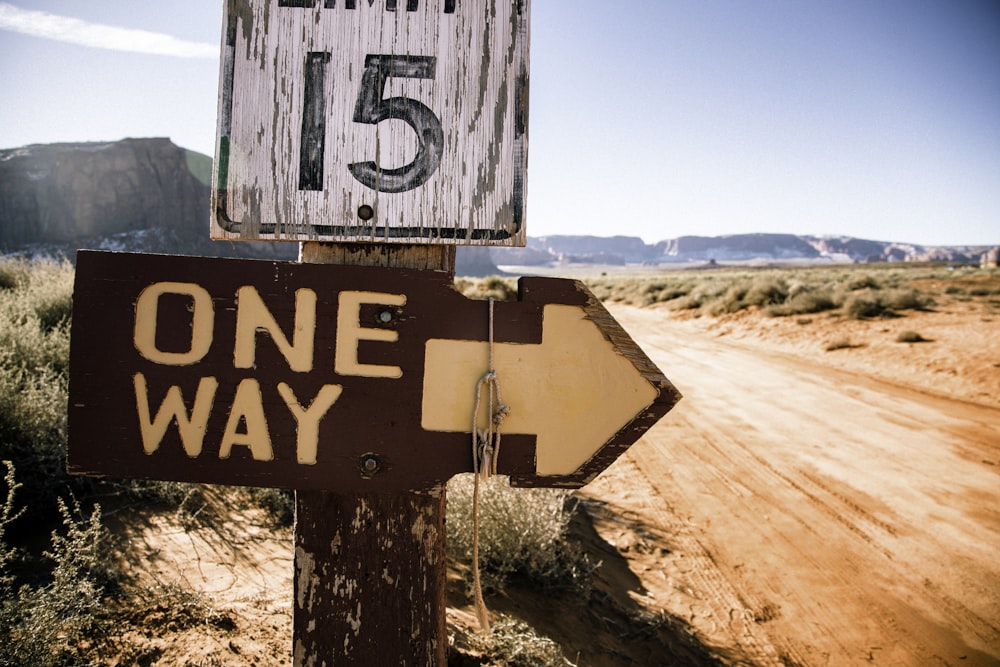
68,250,679,492
211,0,529,245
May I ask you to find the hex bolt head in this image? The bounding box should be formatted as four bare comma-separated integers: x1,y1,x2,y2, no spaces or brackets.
377,310,393,323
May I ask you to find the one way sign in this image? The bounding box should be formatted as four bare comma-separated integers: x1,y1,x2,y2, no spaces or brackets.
67,251,680,492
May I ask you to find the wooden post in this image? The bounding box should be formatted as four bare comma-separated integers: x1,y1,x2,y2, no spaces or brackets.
294,242,455,666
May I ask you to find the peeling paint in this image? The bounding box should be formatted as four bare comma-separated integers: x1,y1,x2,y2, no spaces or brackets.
212,0,529,245
329,530,342,556
294,545,317,610
346,601,362,634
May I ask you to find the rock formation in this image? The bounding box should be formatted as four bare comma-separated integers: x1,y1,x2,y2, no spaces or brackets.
0,138,990,269
0,138,295,260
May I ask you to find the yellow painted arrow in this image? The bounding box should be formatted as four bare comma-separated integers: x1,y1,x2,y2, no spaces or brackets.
421,304,658,476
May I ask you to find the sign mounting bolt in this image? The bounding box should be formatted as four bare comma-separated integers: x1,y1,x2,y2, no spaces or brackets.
359,454,381,476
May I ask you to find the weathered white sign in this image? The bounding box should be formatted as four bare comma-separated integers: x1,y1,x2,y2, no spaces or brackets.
211,0,529,245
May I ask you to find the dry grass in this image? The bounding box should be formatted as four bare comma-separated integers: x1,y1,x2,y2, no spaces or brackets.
458,263,995,322
446,474,593,593
3,257,996,664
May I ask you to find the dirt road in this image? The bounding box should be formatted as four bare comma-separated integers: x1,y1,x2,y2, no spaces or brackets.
587,306,1000,666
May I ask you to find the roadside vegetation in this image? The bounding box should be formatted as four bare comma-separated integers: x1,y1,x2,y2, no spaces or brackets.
0,257,603,665
461,263,999,322
0,258,241,665
582,264,985,318
4,256,994,664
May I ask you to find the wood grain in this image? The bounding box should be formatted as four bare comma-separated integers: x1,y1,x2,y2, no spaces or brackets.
294,241,447,666
212,0,529,245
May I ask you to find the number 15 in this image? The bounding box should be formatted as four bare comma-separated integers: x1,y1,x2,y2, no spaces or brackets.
299,53,445,194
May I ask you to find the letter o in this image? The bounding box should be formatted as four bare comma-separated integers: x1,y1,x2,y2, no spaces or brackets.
134,282,214,365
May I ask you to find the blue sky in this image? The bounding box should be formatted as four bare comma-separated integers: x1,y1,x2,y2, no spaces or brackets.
1,0,997,246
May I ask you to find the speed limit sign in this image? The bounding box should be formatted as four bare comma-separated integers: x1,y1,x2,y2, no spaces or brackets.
211,0,529,246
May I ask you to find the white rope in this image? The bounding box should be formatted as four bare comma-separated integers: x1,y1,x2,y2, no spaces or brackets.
471,297,508,634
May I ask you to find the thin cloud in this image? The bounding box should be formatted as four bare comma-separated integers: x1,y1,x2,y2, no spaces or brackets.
0,2,217,59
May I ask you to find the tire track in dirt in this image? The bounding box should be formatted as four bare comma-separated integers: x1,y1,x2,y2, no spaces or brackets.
587,305,1000,666
586,453,805,667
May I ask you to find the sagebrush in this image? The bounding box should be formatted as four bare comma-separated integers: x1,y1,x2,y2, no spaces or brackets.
446,474,594,592
0,462,109,667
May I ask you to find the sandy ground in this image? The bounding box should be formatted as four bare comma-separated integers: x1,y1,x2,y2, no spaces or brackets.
103,298,1000,665
590,303,1000,665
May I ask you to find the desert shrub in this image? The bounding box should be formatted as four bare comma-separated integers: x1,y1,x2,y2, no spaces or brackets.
743,276,789,307
32,290,74,332
896,330,930,343
123,582,236,635
842,290,889,319
0,258,74,330
0,264,23,290
0,259,80,518
0,462,23,591
0,365,71,515
651,285,690,304
640,281,668,296
765,288,838,317
825,337,861,351
841,286,932,319
1,463,109,666
447,474,593,592
623,279,688,306
584,279,614,302
669,280,727,311
845,274,880,291
460,276,517,301
451,614,571,667
696,275,789,316
585,277,644,305
0,258,73,370
248,486,295,526
705,282,748,316
880,288,933,312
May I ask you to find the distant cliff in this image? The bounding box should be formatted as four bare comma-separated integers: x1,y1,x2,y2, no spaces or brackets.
492,233,991,267
0,139,991,269
656,234,820,262
0,138,295,260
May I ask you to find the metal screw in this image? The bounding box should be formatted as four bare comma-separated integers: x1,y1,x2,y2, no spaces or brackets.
377,310,393,324
357,204,374,221
359,454,381,476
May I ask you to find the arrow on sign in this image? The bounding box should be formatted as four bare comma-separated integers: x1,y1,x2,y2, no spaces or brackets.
423,304,660,477
67,252,679,492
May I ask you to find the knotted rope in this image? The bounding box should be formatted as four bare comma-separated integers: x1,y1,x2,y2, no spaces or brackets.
471,297,508,634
